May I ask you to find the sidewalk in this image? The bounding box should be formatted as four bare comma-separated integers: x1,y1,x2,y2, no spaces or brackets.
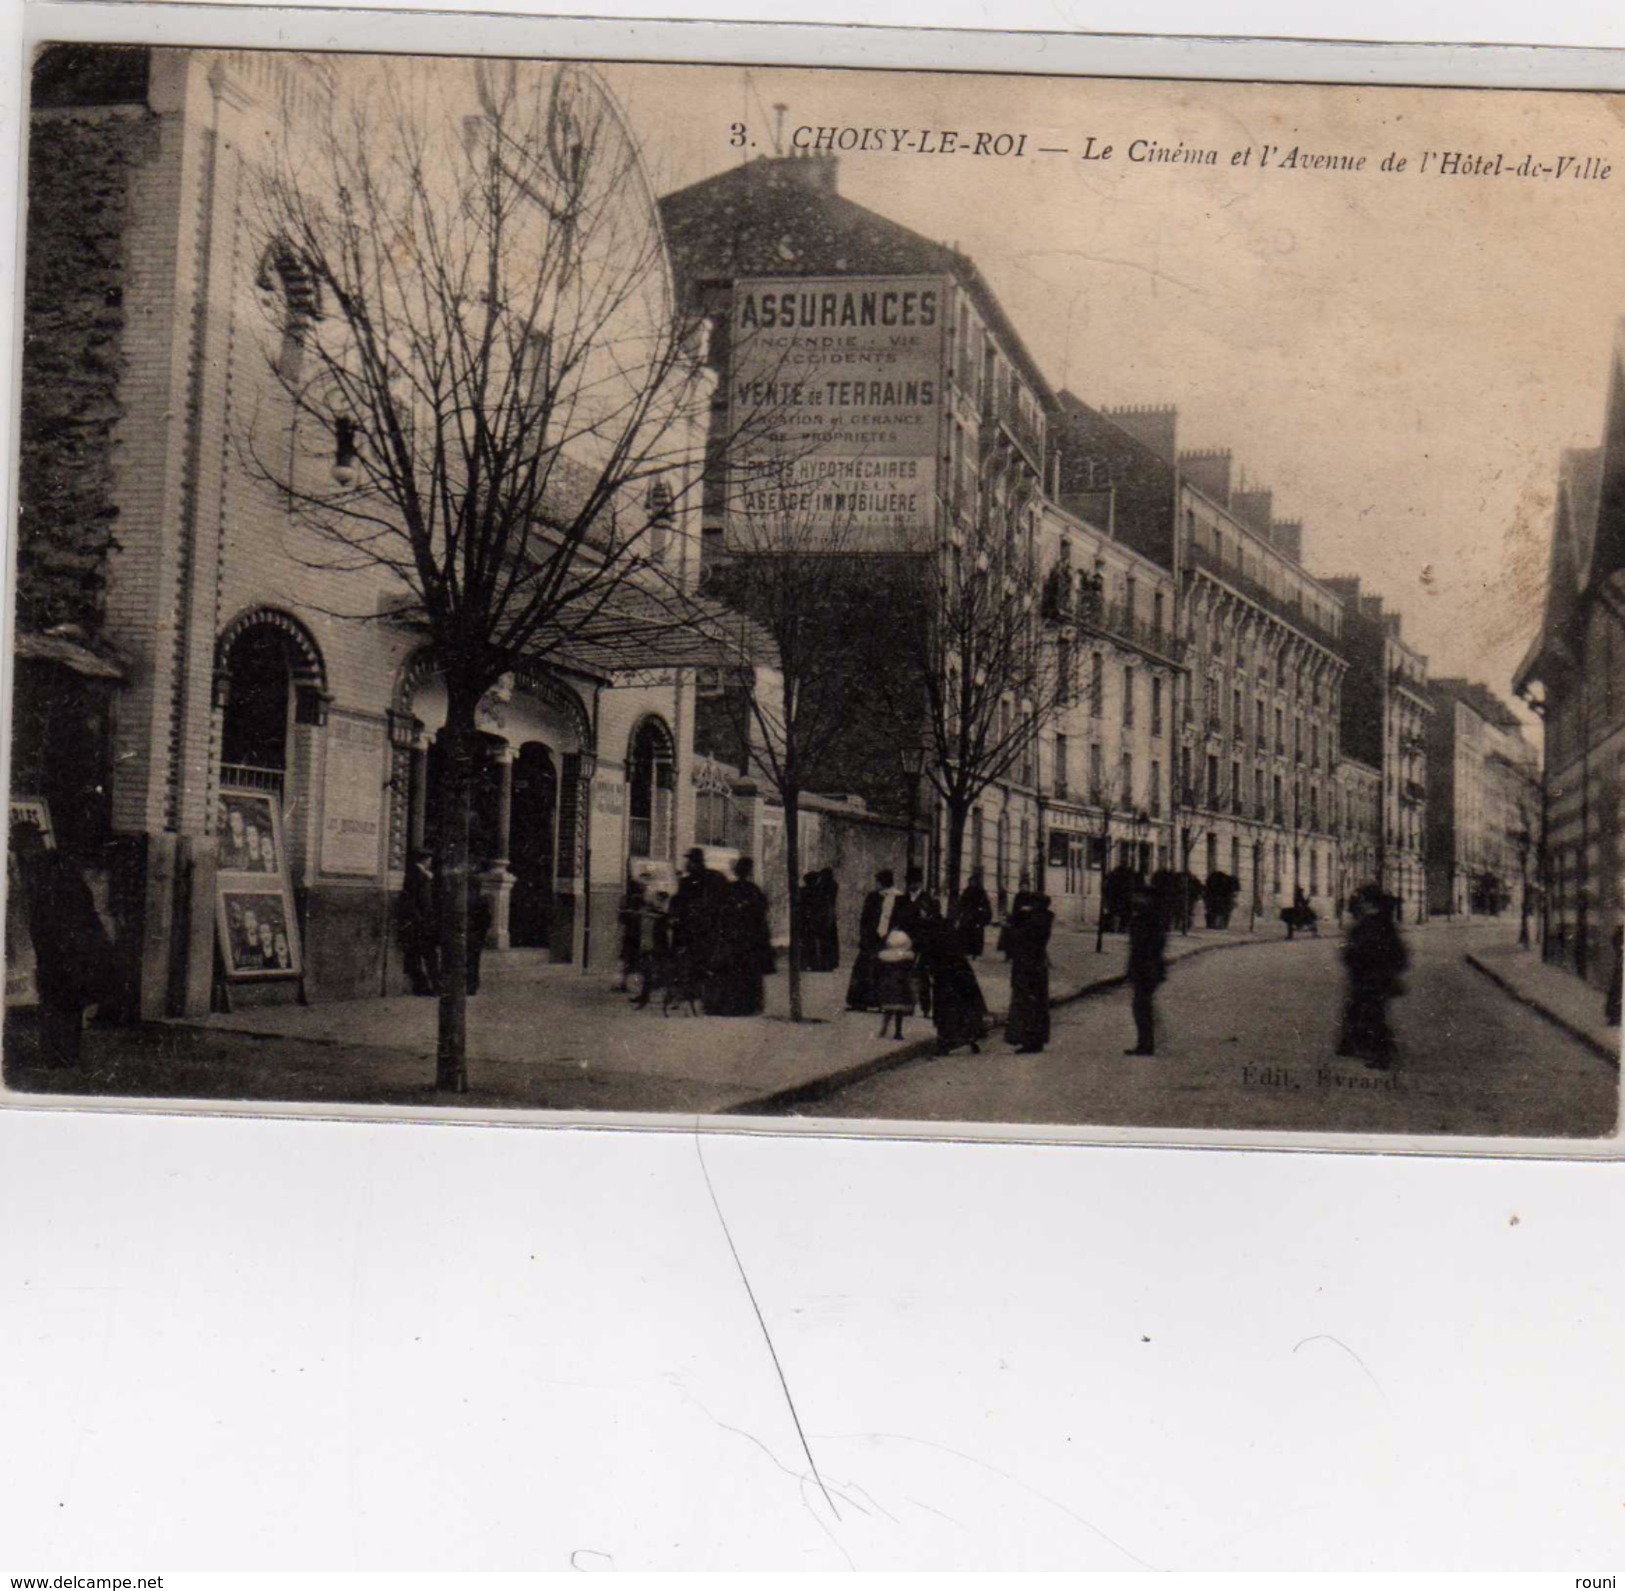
1466,939,1623,1069
6,920,1284,1115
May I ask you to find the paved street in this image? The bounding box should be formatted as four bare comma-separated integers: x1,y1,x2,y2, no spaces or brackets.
805,927,1620,1139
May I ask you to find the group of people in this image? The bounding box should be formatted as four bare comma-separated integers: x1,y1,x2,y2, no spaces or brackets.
617,850,774,1017
231,904,295,973
400,848,494,998
842,867,1058,1056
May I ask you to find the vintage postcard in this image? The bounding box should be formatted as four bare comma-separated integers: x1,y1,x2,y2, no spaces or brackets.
5,13,1623,1152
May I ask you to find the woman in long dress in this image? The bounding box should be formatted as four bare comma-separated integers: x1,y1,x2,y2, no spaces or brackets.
1003,893,1055,1054
917,912,989,1055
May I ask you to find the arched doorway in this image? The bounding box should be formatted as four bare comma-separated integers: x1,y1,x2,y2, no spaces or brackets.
626,716,675,864
508,744,558,948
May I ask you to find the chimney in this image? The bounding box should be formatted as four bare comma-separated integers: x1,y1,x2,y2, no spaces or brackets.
1104,403,1178,464
1231,488,1274,536
1270,519,1303,563
774,150,839,193
1322,575,1360,608
1178,448,1232,506
1359,595,1384,624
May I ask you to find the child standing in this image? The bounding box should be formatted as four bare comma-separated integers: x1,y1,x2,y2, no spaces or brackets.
874,928,917,1041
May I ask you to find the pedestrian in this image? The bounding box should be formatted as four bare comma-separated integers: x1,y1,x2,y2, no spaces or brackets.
846,867,900,1011
955,869,993,959
1607,925,1624,1027
13,825,112,1067
666,850,717,1015
631,889,672,1008
1124,882,1168,1057
1336,884,1410,1069
873,928,917,1041
401,848,440,996
916,909,989,1055
893,867,929,939
616,879,645,992
1003,891,1055,1054
466,871,494,996
706,856,773,1016
817,868,841,971
912,891,943,1017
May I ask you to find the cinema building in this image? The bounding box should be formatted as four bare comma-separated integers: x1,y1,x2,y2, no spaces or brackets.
13,46,710,1017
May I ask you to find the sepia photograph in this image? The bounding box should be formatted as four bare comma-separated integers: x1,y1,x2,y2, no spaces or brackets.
4,32,1623,1144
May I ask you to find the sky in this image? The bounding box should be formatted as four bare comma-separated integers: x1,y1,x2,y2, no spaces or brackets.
592,59,1625,722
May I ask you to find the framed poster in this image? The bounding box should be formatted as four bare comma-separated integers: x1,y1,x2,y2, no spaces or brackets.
216,888,302,979
215,789,283,877
216,785,299,980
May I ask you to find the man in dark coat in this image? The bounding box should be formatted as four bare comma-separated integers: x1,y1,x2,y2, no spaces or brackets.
401,849,440,996
955,870,993,959
14,828,112,1066
1003,892,1055,1053
1125,883,1168,1056
668,849,720,1012
815,868,840,970
706,857,772,1016
1337,885,1409,1068
846,868,899,1011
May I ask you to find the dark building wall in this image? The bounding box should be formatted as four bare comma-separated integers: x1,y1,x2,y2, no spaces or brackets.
1053,394,1179,572
19,103,158,637
1323,579,1385,768
1425,700,1459,911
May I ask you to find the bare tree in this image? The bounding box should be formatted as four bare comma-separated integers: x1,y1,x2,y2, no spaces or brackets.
874,504,1073,909
699,465,874,1021
241,60,740,1090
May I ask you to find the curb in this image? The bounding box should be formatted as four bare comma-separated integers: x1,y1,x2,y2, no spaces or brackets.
731,929,1285,1115
1465,952,1621,1071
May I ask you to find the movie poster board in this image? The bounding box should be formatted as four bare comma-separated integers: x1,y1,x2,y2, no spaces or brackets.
214,786,302,980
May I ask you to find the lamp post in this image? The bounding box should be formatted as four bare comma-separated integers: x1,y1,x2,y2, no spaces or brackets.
898,740,927,881
1515,821,1533,948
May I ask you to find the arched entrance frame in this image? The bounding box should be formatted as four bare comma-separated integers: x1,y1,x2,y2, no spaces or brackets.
212,606,330,880
391,650,595,955
624,713,677,868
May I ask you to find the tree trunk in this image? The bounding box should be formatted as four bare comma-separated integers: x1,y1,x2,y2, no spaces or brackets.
784,793,803,1023
943,796,970,911
434,698,480,1093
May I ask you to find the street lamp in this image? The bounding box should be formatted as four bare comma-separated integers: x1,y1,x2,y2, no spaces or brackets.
898,740,928,881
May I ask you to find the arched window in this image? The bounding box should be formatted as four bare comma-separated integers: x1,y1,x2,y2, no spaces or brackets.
216,611,328,802
627,717,676,862
255,241,322,383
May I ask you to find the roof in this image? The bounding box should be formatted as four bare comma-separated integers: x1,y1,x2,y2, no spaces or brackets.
14,630,126,680
1429,676,1525,733
658,156,1055,406
1514,445,1603,694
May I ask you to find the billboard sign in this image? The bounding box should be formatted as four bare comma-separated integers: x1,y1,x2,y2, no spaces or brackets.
727,275,947,550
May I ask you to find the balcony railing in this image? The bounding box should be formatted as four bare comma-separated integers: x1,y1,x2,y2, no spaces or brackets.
983,380,1045,472
1401,779,1426,806
220,763,286,800
1041,570,1186,664
1184,540,1342,655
